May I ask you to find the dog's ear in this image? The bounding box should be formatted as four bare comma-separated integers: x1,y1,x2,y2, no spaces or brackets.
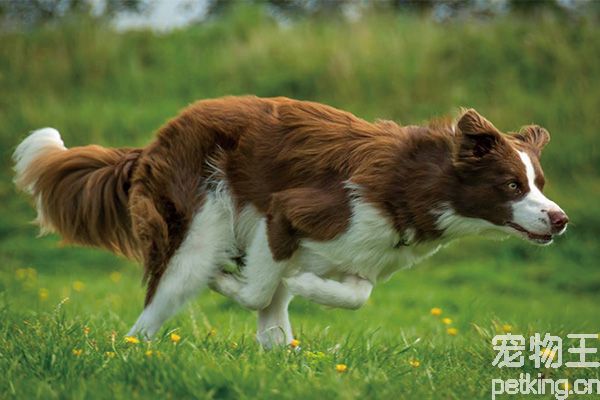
457,109,502,158
514,125,550,155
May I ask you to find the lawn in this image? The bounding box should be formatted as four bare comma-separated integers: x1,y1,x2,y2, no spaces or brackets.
0,9,599,399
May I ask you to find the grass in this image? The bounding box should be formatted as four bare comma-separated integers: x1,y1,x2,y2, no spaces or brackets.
1,8,599,399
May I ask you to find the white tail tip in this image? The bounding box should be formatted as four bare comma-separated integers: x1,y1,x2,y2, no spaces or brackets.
13,128,66,191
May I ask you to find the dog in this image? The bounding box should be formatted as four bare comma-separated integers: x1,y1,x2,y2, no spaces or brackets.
13,96,568,348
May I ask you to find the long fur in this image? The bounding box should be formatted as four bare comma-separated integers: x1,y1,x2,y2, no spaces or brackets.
13,96,566,310
13,128,142,258
13,97,569,348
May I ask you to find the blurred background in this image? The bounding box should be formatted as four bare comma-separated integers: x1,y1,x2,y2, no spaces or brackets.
0,1,599,398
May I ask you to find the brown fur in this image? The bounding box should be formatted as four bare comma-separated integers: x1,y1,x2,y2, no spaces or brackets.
267,185,351,260
15,96,551,305
16,145,142,258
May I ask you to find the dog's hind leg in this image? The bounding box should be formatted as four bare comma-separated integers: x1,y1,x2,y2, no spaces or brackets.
256,283,294,349
128,196,232,338
211,219,290,311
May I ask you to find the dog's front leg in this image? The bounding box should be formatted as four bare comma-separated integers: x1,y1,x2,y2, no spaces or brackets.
257,283,294,349
283,273,373,310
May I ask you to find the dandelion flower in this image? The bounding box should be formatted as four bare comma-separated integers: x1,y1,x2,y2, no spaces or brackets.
447,327,458,336
38,288,49,301
502,324,513,333
72,281,85,292
441,317,452,325
430,307,442,316
290,339,300,348
170,333,181,344
105,351,116,358
125,336,140,344
145,350,153,357
72,349,83,356
335,364,348,373
110,271,122,283
409,359,420,368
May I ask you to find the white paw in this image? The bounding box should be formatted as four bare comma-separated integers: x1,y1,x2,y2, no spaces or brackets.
127,312,159,339
257,326,289,350
211,272,244,297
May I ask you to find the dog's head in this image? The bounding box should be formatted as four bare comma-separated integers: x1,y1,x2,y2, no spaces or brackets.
449,109,568,245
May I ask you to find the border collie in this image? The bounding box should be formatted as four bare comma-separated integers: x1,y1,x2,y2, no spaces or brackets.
13,96,568,348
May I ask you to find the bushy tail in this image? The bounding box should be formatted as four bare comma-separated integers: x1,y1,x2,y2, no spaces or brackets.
13,128,143,258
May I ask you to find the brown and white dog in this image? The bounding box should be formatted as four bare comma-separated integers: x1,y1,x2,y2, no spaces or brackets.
13,96,568,348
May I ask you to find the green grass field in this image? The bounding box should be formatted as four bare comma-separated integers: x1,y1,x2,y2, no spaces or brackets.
1,9,599,399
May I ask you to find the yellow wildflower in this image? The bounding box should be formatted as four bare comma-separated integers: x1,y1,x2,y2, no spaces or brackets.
109,271,122,283
290,339,300,348
72,349,83,356
105,351,116,358
145,350,153,357
442,317,452,325
72,281,85,292
502,324,513,333
447,327,458,336
335,364,348,373
125,336,140,344
430,307,442,316
170,333,181,344
409,359,421,368
38,288,49,301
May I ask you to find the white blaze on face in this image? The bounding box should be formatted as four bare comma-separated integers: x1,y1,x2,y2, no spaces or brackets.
511,151,564,235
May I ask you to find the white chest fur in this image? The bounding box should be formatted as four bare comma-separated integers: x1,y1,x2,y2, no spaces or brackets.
296,199,445,282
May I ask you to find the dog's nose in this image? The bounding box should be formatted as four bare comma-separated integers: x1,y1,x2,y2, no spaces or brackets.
548,210,569,233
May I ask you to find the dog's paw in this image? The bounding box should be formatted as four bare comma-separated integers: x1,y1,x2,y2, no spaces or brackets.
210,271,244,296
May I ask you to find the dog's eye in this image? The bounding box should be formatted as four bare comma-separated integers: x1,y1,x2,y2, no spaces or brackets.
507,181,521,193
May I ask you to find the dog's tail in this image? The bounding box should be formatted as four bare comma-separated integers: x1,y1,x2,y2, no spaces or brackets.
13,128,143,258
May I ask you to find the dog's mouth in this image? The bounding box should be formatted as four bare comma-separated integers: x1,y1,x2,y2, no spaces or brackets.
506,222,553,245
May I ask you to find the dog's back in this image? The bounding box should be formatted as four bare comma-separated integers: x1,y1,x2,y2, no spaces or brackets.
14,96,389,303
